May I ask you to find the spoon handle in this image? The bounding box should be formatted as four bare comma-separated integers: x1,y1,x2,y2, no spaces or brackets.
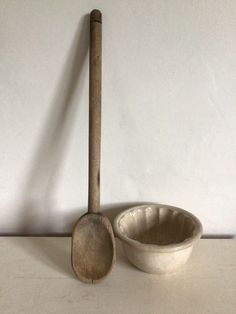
88,10,102,213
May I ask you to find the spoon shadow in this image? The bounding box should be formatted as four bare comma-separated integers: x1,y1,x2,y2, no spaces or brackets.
12,14,89,278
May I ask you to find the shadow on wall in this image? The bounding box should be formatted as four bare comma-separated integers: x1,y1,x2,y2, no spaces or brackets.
15,14,89,235
12,11,155,237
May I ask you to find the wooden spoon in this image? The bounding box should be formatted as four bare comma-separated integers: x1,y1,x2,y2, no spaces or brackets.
71,9,116,283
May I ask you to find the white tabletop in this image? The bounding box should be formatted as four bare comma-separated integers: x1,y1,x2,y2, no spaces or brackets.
0,237,235,314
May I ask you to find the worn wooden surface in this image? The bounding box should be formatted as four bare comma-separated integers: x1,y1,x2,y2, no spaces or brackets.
72,213,115,283
0,238,235,314
88,9,102,214
71,10,115,283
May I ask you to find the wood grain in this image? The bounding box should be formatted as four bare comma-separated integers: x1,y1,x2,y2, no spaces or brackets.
72,213,115,283
88,9,102,214
71,10,116,283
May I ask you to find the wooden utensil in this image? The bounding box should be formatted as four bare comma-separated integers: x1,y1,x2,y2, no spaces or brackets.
71,9,116,283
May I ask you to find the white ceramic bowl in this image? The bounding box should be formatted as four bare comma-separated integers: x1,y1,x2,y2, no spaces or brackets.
113,204,202,274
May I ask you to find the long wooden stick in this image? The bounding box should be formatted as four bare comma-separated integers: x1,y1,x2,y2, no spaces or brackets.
88,10,102,213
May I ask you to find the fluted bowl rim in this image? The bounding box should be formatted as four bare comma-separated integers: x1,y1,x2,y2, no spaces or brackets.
113,204,202,253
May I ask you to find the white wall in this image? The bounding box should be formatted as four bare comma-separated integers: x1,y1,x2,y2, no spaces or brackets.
0,0,235,235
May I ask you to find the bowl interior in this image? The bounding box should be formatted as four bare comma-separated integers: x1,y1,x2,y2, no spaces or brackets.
118,206,199,246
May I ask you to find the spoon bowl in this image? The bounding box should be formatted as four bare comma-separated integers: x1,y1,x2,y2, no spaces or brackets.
72,213,115,283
